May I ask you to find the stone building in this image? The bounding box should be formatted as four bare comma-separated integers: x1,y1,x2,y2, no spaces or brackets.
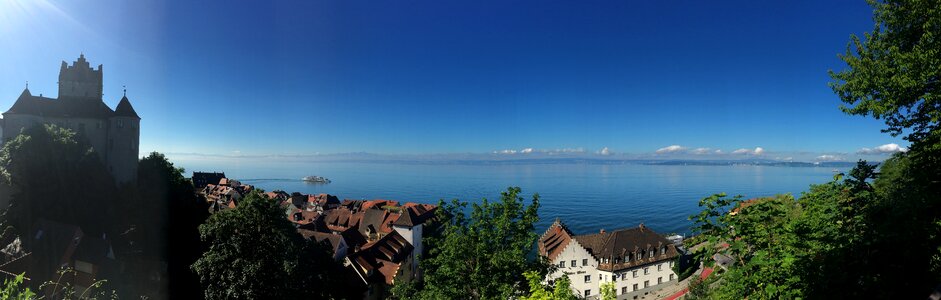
1,54,140,184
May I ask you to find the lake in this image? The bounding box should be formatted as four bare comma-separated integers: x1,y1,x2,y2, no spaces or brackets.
177,159,843,237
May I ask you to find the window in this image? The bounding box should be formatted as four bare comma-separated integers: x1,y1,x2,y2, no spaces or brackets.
118,120,124,128
559,261,565,268
571,260,577,267
97,122,102,129
582,259,588,266
622,287,627,294
661,247,666,255
658,264,662,271
644,280,649,288
584,275,591,283
649,250,653,257
658,277,662,284
599,274,602,281
622,273,628,281
632,270,637,278
584,290,591,297
78,123,85,133
633,283,638,291
670,274,675,281
644,267,649,275
669,261,674,268
615,257,620,264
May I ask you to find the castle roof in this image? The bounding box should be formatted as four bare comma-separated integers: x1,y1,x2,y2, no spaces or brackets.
5,88,122,119
113,96,140,118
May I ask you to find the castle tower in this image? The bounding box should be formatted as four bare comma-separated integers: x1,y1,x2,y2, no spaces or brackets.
108,95,140,184
58,54,103,100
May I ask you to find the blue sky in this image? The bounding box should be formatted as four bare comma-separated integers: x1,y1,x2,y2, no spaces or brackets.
0,0,909,162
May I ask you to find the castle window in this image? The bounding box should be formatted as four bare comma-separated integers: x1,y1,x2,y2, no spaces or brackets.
582,259,588,266
97,122,102,129
118,120,124,128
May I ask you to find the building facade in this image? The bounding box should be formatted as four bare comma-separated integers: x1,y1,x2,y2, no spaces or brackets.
539,220,680,299
1,54,140,184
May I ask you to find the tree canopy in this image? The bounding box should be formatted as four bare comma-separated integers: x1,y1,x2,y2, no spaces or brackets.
0,124,118,237
411,187,546,300
829,0,941,151
191,191,359,299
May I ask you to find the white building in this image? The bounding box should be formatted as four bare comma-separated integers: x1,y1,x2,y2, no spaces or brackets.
539,219,680,299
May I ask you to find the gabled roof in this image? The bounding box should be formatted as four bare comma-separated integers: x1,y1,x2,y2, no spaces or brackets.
113,96,139,118
346,230,414,285
298,229,345,255
573,224,679,271
5,89,116,119
538,219,575,261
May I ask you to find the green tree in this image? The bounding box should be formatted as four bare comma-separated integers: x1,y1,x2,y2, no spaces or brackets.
134,152,209,298
829,0,941,151
599,281,616,300
829,0,941,296
0,124,118,238
417,187,546,300
520,271,577,300
0,273,34,300
191,191,359,299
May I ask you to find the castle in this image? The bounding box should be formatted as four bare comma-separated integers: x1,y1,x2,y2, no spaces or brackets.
1,54,140,184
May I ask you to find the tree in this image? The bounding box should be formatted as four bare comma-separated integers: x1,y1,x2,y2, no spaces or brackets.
520,271,577,300
829,0,941,151
599,281,616,300
0,124,118,237
191,191,358,299
135,152,209,298
829,0,941,296
417,187,546,300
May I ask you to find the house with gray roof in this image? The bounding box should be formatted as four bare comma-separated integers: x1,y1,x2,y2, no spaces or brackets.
538,219,680,299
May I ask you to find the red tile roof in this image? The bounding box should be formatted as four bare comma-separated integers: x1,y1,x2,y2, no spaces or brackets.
347,230,414,285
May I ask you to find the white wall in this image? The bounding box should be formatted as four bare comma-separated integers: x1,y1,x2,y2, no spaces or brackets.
610,260,677,297
547,239,598,298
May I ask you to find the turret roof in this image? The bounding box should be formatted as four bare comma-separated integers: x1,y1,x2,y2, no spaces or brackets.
113,96,139,118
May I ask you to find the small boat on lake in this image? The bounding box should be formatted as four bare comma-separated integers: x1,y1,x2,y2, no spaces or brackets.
302,176,331,183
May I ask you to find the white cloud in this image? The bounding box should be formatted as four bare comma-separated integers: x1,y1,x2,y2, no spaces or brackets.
599,147,612,155
495,149,518,154
857,143,908,154
714,149,723,154
816,154,843,161
656,145,686,154
521,148,534,154
691,148,711,155
732,147,765,155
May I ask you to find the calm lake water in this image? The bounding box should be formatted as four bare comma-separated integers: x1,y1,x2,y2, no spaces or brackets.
178,159,843,236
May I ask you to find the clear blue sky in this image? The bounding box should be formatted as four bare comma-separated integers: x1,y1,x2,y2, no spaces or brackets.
0,0,908,161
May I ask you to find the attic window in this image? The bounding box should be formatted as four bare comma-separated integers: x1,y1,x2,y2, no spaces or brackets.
34,230,43,240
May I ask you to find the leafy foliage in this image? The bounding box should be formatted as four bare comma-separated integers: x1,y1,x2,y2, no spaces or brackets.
191,191,359,299
134,152,209,298
415,187,546,300
599,281,616,300
829,0,941,151
0,273,34,300
520,271,577,300
0,124,118,237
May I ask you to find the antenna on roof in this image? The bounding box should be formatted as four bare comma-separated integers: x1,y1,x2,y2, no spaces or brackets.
25,81,28,89
123,85,127,97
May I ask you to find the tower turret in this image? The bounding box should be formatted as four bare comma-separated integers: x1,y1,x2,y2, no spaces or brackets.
58,54,103,100
108,95,141,184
